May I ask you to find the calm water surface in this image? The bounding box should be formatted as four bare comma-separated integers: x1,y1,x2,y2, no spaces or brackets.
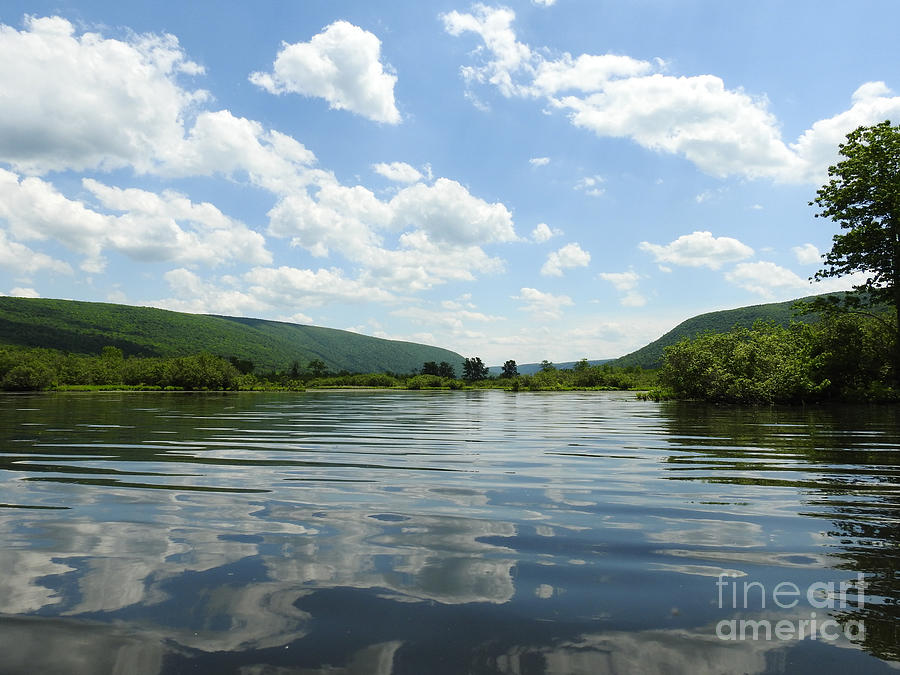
0,391,898,674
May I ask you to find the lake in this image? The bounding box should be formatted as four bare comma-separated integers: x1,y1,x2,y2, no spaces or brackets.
0,390,898,674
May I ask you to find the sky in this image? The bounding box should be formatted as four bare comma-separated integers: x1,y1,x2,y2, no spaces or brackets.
1,1,900,365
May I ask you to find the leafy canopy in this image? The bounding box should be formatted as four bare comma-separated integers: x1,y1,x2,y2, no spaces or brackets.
812,120,900,303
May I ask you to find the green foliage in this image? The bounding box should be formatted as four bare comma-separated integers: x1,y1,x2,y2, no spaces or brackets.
0,296,465,375
1,362,55,391
657,315,897,403
811,120,900,380
437,361,456,378
406,374,446,389
501,360,518,378
462,356,489,381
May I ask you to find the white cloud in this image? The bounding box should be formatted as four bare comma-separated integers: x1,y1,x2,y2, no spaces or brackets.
84,180,272,267
0,168,109,270
149,269,270,316
726,260,867,298
557,74,802,180
789,82,900,183
444,7,900,183
531,222,560,242
249,21,400,124
372,162,423,183
529,156,550,167
7,287,41,298
575,175,605,197
389,178,517,245
598,270,646,307
362,230,505,292
541,242,591,276
172,110,316,193
639,231,754,270
533,0,557,6
0,169,270,272
149,265,397,318
533,53,652,95
265,174,515,290
267,182,389,258
725,261,810,298
0,15,207,174
514,287,573,320
244,266,396,307
442,6,534,97
792,243,822,265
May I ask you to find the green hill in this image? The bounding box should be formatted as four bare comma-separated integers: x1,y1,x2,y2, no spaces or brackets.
0,296,464,374
610,293,843,370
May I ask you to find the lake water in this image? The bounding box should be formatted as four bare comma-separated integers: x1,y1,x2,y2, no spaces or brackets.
0,390,898,674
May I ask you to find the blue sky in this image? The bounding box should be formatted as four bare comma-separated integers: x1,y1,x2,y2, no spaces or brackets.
2,1,899,364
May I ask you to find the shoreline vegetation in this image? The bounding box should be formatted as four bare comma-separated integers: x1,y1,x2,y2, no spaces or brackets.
640,307,897,404
0,345,655,394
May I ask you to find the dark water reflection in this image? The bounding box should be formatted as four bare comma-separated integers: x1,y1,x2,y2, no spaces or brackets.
0,391,898,674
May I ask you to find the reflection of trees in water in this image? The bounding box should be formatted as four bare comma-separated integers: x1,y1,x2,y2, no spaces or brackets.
659,401,900,662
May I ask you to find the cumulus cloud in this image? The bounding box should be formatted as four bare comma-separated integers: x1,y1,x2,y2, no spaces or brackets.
443,7,900,183
362,230,505,292
598,270,646,307
0,229,71,276
266,175,515,290
389,178,517,245
639,231,754,270
529,156,550,167
372,161,423,183
531,222,560,242
724,261,811,298
726,260,867,298
792,243,822,265
442,6,534,97
244,266,396,306
541,242,591,276
0,168,270,272
514,287,573,320
150,265,397,317
249,21,400,124
267,182,389,258
0,15,207,174
148,268,269,316
83,179,272,267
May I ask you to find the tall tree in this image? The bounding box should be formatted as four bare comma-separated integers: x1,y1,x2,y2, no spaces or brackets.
462,356,488,381
501,360,518,378
811,120,900,381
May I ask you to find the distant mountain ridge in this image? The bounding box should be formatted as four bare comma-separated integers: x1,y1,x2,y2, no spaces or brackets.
0,296,464,374
610,293,843,369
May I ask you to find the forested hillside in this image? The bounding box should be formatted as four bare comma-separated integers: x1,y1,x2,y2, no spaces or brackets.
0,297,464,374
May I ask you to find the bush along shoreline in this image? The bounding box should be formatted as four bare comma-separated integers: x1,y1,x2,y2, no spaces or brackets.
640,311,897,404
